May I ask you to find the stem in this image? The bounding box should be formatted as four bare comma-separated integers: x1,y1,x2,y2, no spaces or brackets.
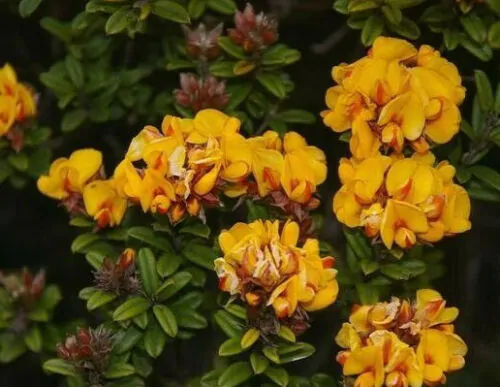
255,103,280,135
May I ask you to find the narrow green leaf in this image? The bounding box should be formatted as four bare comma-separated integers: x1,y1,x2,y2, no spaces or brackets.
263,346,280,364
105,7,134,35
137,248,160,296
381,4,402,25
179,223,211,238
213,310,244,338
182,244,215,270
217,361,252,387
460,13,487,44
43,358,76,376
207,0,236,14
470,165,500,192
62,109,88,132
265,367,289,387
361,15,384,46
311,373,338,387
277,326,296,343
103,363,135,379
210,61,239,78
128,227,173,252
250,352,269,374
87,291,117,311
241,328,260,349
24,325,42,352
156,271,192,301
277,109,316,124
474,70,494,111
153,305,178,337
488,21,500,49
18,0,42,18
387,17,420,40
157,251,182,277
356,283,379,304
460,36,493,62
143,320,166,358
133,312,149,329
256,72,287,99
65,56,85,88
225,82,253,111
218,337,243,356
40,17,72,42
8,153,28,171
114,327,143,354
277,342,315,363
113,297,150,321
71,233,99,253
188,0,207,19
78,287,96,301
132,351,152,378
151,1,190,23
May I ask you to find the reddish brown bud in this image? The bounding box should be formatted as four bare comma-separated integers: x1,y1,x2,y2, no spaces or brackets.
56,344,71,360
182,23,223,60
174,74,229,112
118,249,135,270
77,328,91,346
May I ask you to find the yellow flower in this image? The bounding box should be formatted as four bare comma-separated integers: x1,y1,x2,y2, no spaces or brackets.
0,95,16,136
323,37,465,158
83,179,127,228
281,132,327,203
37,149,103,200
336,290,467,386
126,125,163,161
187,109,240,144
380,199,429,249
247,133,284,197
416,329,467,385
215,220,338,321
220,132,252,183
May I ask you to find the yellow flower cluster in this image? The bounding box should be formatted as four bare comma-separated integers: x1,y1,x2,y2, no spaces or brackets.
38,109,327,227
336,289,467,387
322,37,465,159
37,149,127,228
333,152,471,249
0,64,37,136
114,109,326,223
215,220,338,320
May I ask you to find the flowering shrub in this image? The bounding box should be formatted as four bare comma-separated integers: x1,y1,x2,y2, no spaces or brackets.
3,1,500,386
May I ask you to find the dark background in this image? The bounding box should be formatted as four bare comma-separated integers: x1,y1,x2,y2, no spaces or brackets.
1,0,500,385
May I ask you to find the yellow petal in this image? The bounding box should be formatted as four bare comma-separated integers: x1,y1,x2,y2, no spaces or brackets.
67,149,103,190
193,163,221,196
371,37,417,62
303,280,339,312
424,99,460,144
281,221,300,247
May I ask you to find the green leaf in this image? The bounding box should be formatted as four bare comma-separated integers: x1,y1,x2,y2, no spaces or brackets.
40,17,72,42
348,0,378,12
114,327,143,354
241,328,260,349
213,310,244,338
128,227,173,252
474,70,494,111
182,244,215,270
18,0,42,18
263,346,280,363
225,83,253,111
153,305,178,337
27,308,49,322
443,29,460,51
65,56,85,88
356,283,379,304
311,374,338,387
472,95,485,136
156,271,192,301
171,291,204,310
470,165,500,192
106,376,145,387
39,284,62,310
381,4,402,25
87,291,117,311
256,72,287,99
143,320,166,358
344,228,372,261
113,297,150,322
132,352,152,378
0,161,12,184
224,304,247,320
277,326,296,343
137,248,160,296
179,223,211,238
387,17,420,40
71,233,99,253
218,337,243,356
460,36,493,62
277,342,315,363
104,363,135,379
217,361,252,387
26,148,52,178
333,0,348,14
250,352,269,374
62,109,88,132
265,367,289,387
460,120,475,140
277,109,316,124
360,260,380,275
78,287,96,301
157,251,183,277
43,358,76,376
152,1,190,23
86,1,122,13
261,44,301,66
361,14,384,46
133,312,149,329
467,179,500,202
488,21,500,49
420,4,451,22
210,61,239,78
24,325,42,352
8,153,28,171
185,266,206,287
166,59,196,71
218,36,246,59
175,309,207,329
207,0,236,14
188,0,207,19
105,7,134,35
460,13,487,44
